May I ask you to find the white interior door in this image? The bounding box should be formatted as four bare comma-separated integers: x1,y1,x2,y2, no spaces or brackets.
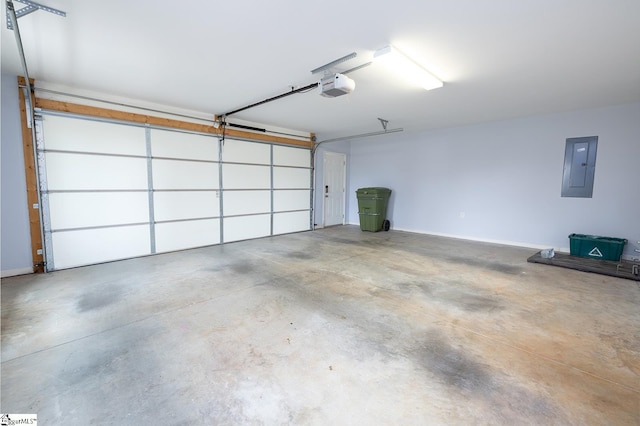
323,151,346,227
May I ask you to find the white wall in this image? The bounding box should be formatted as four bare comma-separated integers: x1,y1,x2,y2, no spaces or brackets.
348,102,640,258
1,73,33,276
313,141,350,228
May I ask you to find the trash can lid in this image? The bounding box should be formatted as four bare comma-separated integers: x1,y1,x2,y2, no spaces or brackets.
356,187,392,194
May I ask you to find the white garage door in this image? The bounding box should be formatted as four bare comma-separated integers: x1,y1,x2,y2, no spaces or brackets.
36,113,311,270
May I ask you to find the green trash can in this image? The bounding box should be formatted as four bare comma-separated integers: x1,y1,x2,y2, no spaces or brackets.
356,187,392,232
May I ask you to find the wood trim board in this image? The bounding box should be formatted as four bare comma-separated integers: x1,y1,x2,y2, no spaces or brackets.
17,76,44,273
35,98,313,148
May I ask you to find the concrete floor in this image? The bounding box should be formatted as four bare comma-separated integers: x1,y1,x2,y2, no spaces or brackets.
1,226,639,425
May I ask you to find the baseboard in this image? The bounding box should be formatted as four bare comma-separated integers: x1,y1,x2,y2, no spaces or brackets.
346,222,563,252
397,227,556,250
343,223,640,259
1,267,34,278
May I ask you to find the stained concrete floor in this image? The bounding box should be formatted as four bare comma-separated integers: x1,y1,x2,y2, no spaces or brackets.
1,225,639,425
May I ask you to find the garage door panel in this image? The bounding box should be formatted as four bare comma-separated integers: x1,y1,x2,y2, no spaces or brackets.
38,111,313,269
45,152,148,190
48,192,149,230
155,219,220,252
150,129,218,161
52,225,150,270
273,167,310,189
273,145,310,167
152,159,218,189
273,190,310,212
154,191,219,222
224,215,270,242
222,164,270,189
222,139,270,164
223,191,270,216
43,115,146,156
273,211,310,235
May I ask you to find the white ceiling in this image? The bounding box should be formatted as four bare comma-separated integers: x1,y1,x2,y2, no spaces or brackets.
2,0,640,140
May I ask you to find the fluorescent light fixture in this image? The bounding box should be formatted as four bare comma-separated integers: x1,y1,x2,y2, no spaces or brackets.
373,45,443,90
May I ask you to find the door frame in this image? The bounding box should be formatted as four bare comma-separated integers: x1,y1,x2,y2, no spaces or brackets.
322,151,347,227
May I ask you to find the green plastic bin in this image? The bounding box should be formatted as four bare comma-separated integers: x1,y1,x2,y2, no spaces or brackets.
356,187,391,232
568,234,627,261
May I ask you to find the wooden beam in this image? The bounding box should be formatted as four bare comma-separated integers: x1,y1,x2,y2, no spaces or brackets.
220,127,313,148
17,76,44,273
35,98,313,148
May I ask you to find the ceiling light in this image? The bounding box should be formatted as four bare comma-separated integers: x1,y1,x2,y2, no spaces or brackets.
373,45,443,90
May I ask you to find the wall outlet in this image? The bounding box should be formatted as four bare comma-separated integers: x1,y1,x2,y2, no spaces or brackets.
459,211,466,219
